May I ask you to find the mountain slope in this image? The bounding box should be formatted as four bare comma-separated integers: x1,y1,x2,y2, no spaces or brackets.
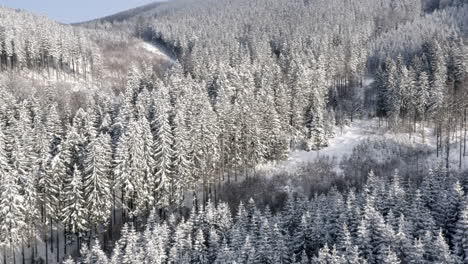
74,1,165,25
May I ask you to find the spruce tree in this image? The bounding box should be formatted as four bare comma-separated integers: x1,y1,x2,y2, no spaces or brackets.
406,238,425,264
83,134,113,228
454,202,468,262
432,230,456,264
0,169,27,249
152,92,174,208
62,165,87,236
114,120,146,217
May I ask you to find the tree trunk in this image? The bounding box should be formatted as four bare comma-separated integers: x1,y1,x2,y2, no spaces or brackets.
108,218,113,246
446,120,450,174
46,57,50,78
40,204,44,223
89,230,93,249
56,228,60,263
122,191,126,224
77,233,81,256
50,221,53,253
45,232,48,264
215,180,218,203
33,238,37,263
193,190,198,211
460,117,463,169
421,115,425,144
464,108,466,156
112,190,116,226
408,116,412,140
437,123,440,158
21,243,25,264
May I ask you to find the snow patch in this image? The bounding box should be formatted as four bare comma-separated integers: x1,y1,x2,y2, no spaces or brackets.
138,42,174,62
363,77,375,87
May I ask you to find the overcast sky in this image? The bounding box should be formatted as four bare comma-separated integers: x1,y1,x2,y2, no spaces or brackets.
0,0,160,23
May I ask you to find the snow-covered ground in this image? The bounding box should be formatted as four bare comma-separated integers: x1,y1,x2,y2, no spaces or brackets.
263,120,376,174
138,41,176,63
258,118,468,175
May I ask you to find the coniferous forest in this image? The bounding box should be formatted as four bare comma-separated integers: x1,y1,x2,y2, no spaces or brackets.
0,0,468,263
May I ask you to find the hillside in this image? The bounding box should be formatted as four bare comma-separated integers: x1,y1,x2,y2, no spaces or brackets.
0,0,467,264
75,2,165,25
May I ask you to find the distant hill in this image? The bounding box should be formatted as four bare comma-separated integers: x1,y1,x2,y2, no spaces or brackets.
74,1,165,25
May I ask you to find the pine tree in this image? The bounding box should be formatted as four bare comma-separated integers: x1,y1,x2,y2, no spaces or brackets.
171,108,192,206
169,222,191,263
384,59,400,126
0,169,27,248
453,201,468,262
415,71,429,139
136,108,156,211
371,211,394,264
394,215,412,262
22,169,40,244
42,128,72,227
421,169,444,226
45,103,63,159
62,165,87,235
337,223,352,252
154,223,170,264
293,213,312,257
215,239,234,264
445,181,464,242
428,41,447,113
87,239,109,264
122,224,141,264
406,238,425,264
270,223,290,264
255,218,274,264
10,107,33,183
188,89,220,200
380,247,400,264
315,244,332,263
304,73,329,150
208,226,220,263
263,94,289,161
238,235,255,264
152,93,174,208
432,230,455,264
71,109,91,173
83,133,113,228
114,120,146,217
193,229,207,264
408,189,436,238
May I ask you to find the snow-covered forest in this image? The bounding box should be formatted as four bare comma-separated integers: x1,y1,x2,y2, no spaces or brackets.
0,0,468,263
